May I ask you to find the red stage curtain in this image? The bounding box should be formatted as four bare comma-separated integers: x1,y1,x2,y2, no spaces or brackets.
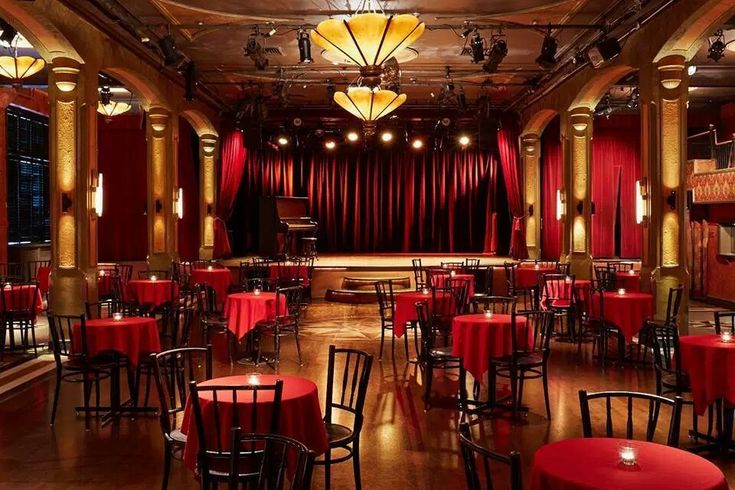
177,119,199,261
97,115,148,262
215,128,247,258
498,127,528,259
541,120,563,259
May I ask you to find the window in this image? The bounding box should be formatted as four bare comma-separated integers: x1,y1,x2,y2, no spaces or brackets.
6,106,50,245
719,224,735,256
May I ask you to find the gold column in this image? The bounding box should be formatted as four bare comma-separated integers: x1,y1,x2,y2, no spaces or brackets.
522,134,541,259
48,58,97,314
146,107,178,270
564,108,594,279
644,56,690,330
199,134,218,259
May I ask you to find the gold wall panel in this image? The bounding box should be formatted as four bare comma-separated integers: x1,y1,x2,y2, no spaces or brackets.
152,136,165,198
661,99,681,190
203,215,214,247
58,215,75,268
573,216,586,253
662,211,679,266
203,155,215,204
56,100,76,192
572,135,587,200
153,216,166,253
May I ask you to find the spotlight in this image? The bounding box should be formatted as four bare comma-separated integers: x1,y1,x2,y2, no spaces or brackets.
158,34,182,66
381,131,394,143
298,28,313,63
587,37,622,68
536,32,558,70
411,138,424,150
346,131,360,142
0,19,17,46
626,87,640,110
687,65,697,76
99,85,112,105
461,23,474,39
708,31,727,62
324,140,336,150
483,38,507,73
277,136,289,146
266,26,278,37
470,31,485,64
458,134,471,147
245,34,269,70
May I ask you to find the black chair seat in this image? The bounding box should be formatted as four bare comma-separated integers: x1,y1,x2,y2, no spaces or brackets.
429,346,457,359
325,422,353,445
516,353,544,367
662,372,690,392
169,428,187,445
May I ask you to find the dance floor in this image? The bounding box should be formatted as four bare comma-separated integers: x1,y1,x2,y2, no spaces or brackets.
0,301,730,489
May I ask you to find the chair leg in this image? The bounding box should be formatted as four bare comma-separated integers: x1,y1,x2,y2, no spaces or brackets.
424,360,433,410
413,325,420,360
353,438,362,490
161,442,172,490
30,323,38,356
324,448,332,490
294,328,303,366
517,370,526,412
509,367,518,419
542,367,551,420
403,330,409,359
50,371,62,426
378,323,386,360
83,377,92,431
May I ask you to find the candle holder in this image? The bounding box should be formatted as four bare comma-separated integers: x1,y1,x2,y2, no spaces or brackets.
4,282,11,288
721,331,733,343
253,288,262,296
422,288,429,296
617,288,626,295
207,265,213,271
99,270,106,277
483,309,493,318
534,264,540,270
246,373,261,385
150,275,158,282
450,270,456,277
628,269,636,275
565,276,572,284
618,442,638,467
112,312,123,321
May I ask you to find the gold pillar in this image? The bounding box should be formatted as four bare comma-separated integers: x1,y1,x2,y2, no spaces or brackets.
199,134,218,259
642,56,690,330
522,134,541,259
563,108,593,279
146,107,178,270
48,58,98,314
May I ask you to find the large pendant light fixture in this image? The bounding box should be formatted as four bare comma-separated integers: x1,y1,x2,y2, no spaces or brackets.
311,0,424,86
97,86,131,119
334,85,406,136
0,25,45,86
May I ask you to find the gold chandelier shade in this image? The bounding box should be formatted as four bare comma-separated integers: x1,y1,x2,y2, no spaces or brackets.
311,13,424,68
97,100,131,118
0,55,45,82
334,86,406,122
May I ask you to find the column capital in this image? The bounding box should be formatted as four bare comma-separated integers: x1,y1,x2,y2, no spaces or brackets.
148,107,171,134
200,133,218,153
569,108,593,134
50,57,81,94
656,55,687,91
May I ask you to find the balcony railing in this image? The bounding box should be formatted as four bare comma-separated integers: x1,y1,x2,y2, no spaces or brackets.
688,124,734,169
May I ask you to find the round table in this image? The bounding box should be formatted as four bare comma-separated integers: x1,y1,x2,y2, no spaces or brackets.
73,316,160,366
590,291,653,341
615,272,641,292
680,335,735,415
430,272,475,299
515,267,556,289
181,374,329,472
529,438,728,490
126,279,177,307
451,314,529,381
2,285,44,317
269,264,310,286
190,268,232,302
223,292,283,340
393,290,454,337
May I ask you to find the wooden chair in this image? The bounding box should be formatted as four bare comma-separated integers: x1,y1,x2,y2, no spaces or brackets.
117,264,133,284
542,273,576,339
244,277,279,293
416,301,460,410
458,422,522,490
3,282,41,355
469,295,514,314
138,270,170,280
189,380,284,488
593,265,616,291
196,283,235,365
411,258,428,290
607,261,635,273
152,346,212,490
27,260,50,282
440,261,465,270
375,279,413,360
464,258,481,271
638,285,684,362
503,262,537,311
714,311,735,334
0,262,24,283
578,389,683,447
255,285,305,366
315,345,373,490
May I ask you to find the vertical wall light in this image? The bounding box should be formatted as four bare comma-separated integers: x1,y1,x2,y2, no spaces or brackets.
555,189,566,221
175,187,184,219
635,178,647,225
93,172,104,217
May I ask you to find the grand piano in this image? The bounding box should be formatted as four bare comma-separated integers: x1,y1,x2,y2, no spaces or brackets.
259,196,318,257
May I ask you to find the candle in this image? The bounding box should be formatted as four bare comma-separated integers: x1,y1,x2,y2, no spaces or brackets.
565,276,572,284
483,309,493,318
628,269,636,275
253,288,261,296
721,331,733,343
618,442,637,466
99,270,106,277
617,288,626,295
534,263,540,270
150,275,157,282
4,282,10,289
422,288,429,296
247,374,260,385
207,265,213,271
450,270,456,277
112,312,123,321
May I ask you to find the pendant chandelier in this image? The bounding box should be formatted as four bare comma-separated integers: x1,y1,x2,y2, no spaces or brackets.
334,85,406,136
97,86,131,119
0,48,45,86
311,0,424,86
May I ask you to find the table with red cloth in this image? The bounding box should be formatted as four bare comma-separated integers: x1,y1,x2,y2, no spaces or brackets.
181,374,329,473
2,285,44,317
529,437,728,490
224,292,285,340
72,316,160,366
615,271,641,292
680,334,735,416
452,314,530,381
35,266,51,296
392,290,454,337
126,279,177,307
190,268,232,301
515,266,557,289
268,263,310,286
590,291,653,341
430,272,475,299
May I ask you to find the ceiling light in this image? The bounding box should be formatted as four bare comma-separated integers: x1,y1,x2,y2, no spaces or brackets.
266,27,278,37
245,33,269,70
687,65,697,76
587,37,622,68
97,86,131,119
277,136,289,146
411,138,424,149
334,86,407,137
470,31,485,64
298,28,313,63
346,131,360,142
381,131,393,143
0,19,17,46
0,53,45,85
321,47,418,66
458,135,471,147
311,0,425,86
324,140,336,150
158,34,182,66
536,32,558,70
483,38,507,73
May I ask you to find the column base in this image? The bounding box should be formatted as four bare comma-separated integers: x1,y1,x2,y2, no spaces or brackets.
147,252,177,272
526,245,540,261
652,265,690,334
568,252,593,280
198,246,214,261
49,268,88,315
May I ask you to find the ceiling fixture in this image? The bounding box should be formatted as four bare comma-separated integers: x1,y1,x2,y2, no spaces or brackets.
346,131,360,142
158,33,182,66
324,140,337,150
0,18,18,46
381,131,393,143
321,47,418,66
470,31,485,64
0,19,44,86
458,134,471,147
97,86,131,119
587,37,622,68
311,0,425,87
626,87,640,109
334,85,406,137
297,28,313,64
483,36,507,73
687,65,697,76
245,30,269,70
536,29,557,70
411,138,424,150
708,30,729,62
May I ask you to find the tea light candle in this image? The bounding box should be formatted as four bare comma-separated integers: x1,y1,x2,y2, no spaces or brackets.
150,275,157,282
247,374,260,385
207,265,213,271
534,263,540,270
253,288,262,296
618,443,638,466
99,270,106,277
628,269,636,275
617,288,626,295
565,276,572,284
483,309,493,318
4,282,11,289
422,288,429,296
450,270,456,277
112,312,123,321
721,331,733,343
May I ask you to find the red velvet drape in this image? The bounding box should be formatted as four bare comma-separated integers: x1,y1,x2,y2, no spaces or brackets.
215,128,247,258
97,115,148,261
541,120,563,259
497,127,528,259
177,119,199,261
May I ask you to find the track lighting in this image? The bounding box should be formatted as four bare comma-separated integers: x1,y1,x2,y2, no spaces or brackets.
245,33,269,70
536,31,557,70
158,34,182,66
626,87,639,110
470,31,485,64
483,38,507,73
708,30,727,62
298,28,313,64
0,19,17,46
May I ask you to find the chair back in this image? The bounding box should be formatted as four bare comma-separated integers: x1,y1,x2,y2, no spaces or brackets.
275,257,310,288
542,273,574,306
517,310,554,356
250,257,272,279
192,260,222,270
440,261,465,270
464,258,481,271
374,280,395,322
411,258,427,290
275,285,304,321
228,430,315,490
139,269,170,280
85,300,123,319
608,261,634,273
246,277,279,293
415,301,435,351
152,346,212,442
47,313,88,365
664,285,684,324
27,260,50,282
447,277,471,313
430,285,458,330
117,264,133,284
593,266,616,291
427,268,450,288
3,282,40,318
470,295,515,315
163,287,197,348
503,262,517,292
578,389,683,447
458,422,522,490
324,345,373,437
714,311,735,334
0,262,25,282
196,283,219,317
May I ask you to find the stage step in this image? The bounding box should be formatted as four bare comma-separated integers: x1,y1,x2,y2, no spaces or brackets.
325,276,412,304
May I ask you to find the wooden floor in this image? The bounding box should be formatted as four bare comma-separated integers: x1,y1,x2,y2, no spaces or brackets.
0,301,733,489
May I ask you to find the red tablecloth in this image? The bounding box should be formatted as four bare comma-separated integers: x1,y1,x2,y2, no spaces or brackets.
590,291,653,341
190,268,232,302
181,374,329,472
393,290,454,338
97,273,116,298
452,314,530,381
680,335,735,415
223,292,284,340
72,316,160,366
529,437,728,490
431,273,475,299
269,264,310,286
615,272,641,292
36,266,51,296
515,267,556,289
2,285,43,316
126,280,177,307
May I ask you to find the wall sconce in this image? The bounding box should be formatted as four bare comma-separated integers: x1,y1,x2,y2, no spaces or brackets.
528,204,534,217
155,199,163,214
635,179,648,224
174,188,184,219
52,66,79,93
61,193,73,214
92,172,103,217
666,190,677,210
555,189,566,221
206,204,213,216
576,201,584,215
